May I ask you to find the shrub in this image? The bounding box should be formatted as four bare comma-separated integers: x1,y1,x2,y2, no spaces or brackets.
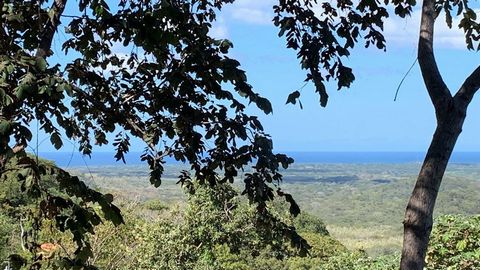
294,212,329,235
427,215,480,270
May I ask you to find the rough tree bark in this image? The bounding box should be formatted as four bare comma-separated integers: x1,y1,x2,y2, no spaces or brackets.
400,0,480,268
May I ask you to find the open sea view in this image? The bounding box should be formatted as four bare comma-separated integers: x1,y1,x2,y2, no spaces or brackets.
37,151,480,167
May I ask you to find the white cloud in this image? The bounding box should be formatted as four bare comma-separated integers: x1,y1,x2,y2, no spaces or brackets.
216,2,469,49
224,0,276,25
231,0,276,10
230,7,272,25
250,0,467,50
210,16,229,39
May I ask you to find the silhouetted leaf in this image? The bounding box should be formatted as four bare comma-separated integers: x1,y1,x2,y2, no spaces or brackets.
286,91,300,105
50,132,63,150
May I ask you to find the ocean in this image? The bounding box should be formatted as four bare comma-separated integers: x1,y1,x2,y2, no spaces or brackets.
36,151,480,168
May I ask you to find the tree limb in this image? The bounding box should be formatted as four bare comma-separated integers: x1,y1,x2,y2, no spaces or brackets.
36,0,68,58
0,2,9,46
453,66,480,109
418,0,452,113
0,24,7,40
72,87,159,152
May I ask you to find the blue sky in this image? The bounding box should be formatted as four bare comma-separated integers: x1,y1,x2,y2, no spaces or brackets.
39,0,480,154
211,1,480,152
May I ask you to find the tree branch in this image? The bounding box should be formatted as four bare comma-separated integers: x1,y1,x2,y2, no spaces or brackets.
0,2,9,43
418,0,452,113
36,0,68,58
453,66,480,109
72,87,159,151
0,24,7,40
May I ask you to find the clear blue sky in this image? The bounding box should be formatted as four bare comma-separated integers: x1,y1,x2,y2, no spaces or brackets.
39,0,480,154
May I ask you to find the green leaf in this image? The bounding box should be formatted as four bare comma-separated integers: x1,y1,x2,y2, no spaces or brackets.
35,57,47,72
99,201,124,226
5,95,13,105
150,167,163,188
446,11,453,28
286,193,301,217
5,63,14,74
256,97,273,114
15,84,32,100
64,83,74,96
0,87,5,101
0,120,12,135
18,125,32,141
22,72,36,84
313,79,328,107
278,18,293,37
219,39,233,54
104,193,114,203
456,239,467,251
286,91,300,105
38,85,50,95
50,132,63,149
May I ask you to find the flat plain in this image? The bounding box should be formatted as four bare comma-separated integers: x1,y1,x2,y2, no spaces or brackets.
70,162,480,256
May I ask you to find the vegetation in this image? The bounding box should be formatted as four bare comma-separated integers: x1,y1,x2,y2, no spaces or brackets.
0,171,400,270
74,162,480,256
1,0,480,269
2,160,480,269
0,0,300,267
427,215,480,270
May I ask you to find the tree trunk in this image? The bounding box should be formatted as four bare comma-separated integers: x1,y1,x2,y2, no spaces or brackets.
398,0,480,266
400,105,466,270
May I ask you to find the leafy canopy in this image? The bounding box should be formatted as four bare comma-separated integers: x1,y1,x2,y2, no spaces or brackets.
279,0,480,107
1,0,296,267
2,0,480,268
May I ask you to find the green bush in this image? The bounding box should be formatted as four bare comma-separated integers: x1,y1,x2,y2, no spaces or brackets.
143,199,169,211
31,178,403,270
427,215,480,270
294,212,330,235
126,182,357,269
0,213,17,264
